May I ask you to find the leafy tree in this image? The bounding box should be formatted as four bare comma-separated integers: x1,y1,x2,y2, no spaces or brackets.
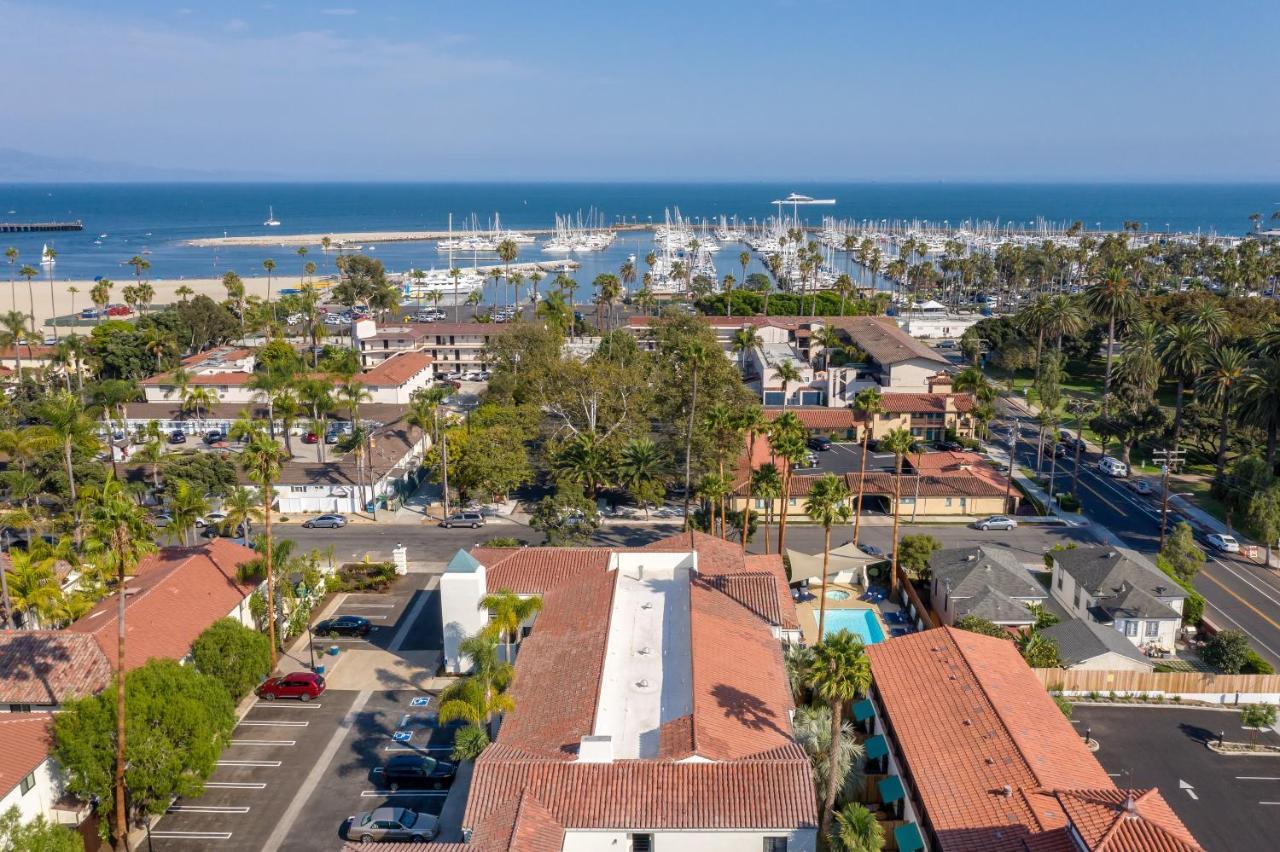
1248,484,1280,567
1160,521,1205,583
793,705,865,826
1026,603,1060,631
1017,631,1060,668
192,618,272,700
805,629,872,840
443,425,532,501
160,451,238,498
529,492,599,546
1203,629,1252,674
1240,703,1277,745
829,801,884,852
1154,554,1204,625
0,807,83,852
52,659,235,843
86,320,150,380
479,589,543,663
953,615,1008,638
896,534,941,580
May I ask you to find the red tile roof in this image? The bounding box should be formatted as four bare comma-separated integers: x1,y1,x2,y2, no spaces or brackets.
421,322,521,336
878,392,976,414
0,714,53,799
65,541,260,671
473,548,612,595
472,786,565,852
359,350,433,386
764,407,858,430
867,628,1200,851
0,630,112,705
0,345,56,360
1056,788,1202,851
738,470,1008,500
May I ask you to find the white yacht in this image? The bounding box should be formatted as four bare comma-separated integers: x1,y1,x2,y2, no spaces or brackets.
40,244,55,265
263,206,281,227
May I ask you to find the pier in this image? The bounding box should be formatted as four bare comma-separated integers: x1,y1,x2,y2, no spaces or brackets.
186,223,652,248
0,220,84,233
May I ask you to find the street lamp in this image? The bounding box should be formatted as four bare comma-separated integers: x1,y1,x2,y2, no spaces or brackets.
306,623,316,671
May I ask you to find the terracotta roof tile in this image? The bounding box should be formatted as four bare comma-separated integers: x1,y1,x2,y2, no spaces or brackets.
0,631,112,705
359,351,433,386
472,786,565,852
65,540,260,671
763,407,858,429
474,547,613,595
878,392,976,414
823,316,950,365
1056,788,1203,852
0,714,53,799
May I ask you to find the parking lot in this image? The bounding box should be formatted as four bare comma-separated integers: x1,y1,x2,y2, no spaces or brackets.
152,577,451,849
1074,704,1280,850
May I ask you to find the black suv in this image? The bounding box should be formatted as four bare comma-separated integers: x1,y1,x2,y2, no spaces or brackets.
381,754,457,791
807,435,833,451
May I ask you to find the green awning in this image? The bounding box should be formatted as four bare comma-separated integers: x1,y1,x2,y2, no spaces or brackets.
878,774,905,804
852,698,875,722
894,822,925,852
864,734,888,760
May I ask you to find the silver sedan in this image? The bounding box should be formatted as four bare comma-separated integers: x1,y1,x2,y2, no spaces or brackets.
346,807,439,843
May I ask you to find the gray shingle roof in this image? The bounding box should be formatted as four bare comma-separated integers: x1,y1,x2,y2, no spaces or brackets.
1041,619,1154,668
1052,547,1184,603
932,546,1046,624
962,588,1037,625
1105,584,1181,621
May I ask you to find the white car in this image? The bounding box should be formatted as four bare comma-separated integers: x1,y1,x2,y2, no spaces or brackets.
1206,533,1240,553
194,511,228,529
975,516,1018,531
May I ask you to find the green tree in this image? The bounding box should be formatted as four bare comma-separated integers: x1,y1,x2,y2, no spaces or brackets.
1017,631,1060,668
479,589,543,664
438,633,514,736
850,387,883,547
446,425,532,502
192,618,272,700
751,463,783,554
805,474,853,638
1084,267,1140,415
1197,345,1253,479
1241,703,1277,746
0,807,83,852
1203,629,1252,674
793,704,864,822
241,433,289,668
954,615,1007,637
1160,521,1206,583
40,390,99,507
830,802,884,852
529,492,599,546
804,629,872,840
770,412,809,555
165,479,210,547
1248,484,1280,567
618,437,667,516
896,534,941,580
52,660,235,843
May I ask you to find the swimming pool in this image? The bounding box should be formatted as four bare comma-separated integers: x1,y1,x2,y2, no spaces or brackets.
817,607,886,644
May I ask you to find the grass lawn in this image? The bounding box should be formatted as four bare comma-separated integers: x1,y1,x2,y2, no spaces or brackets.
1172,474,1231,527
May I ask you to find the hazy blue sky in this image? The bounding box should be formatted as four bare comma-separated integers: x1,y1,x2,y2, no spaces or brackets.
5,1,1278,181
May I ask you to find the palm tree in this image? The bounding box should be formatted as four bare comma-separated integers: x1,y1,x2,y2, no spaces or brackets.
775,359,803,408
166,479,210,546
221,486,263,542
263,257,277,308
1159,321,1206,447
702,402,742,538
721,273,736,317
41,248,59,340
81,472,156,851
618,437,666,517
297,379,335,463
736,407,768,547
880,427,916,598
4,247,16,312
805,629,872,840
1084,267,1140,415
751,464,782,553
806,474,853,638
41,391,98,507
731,326,762,374
0,310,28,379
3,546,63,628
850,387,883,547
830,802,885,852
479,589,543,663
89,279,111,325
552,433,612,500
337,380,374,513
438,633,514,737
182,385,217,428
241,432,289,668
1242,354,1280,468
1196,345,1252,480
770,412,809,555
17,265,38,334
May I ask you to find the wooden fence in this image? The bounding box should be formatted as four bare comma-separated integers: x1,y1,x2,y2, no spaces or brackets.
1032,668,1280,695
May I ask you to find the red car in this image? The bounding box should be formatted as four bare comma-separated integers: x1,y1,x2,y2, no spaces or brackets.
302,432,319,444
106,304,133,317
256,672,326,702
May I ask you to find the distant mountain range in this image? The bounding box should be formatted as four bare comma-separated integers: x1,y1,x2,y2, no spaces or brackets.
0,148,277,182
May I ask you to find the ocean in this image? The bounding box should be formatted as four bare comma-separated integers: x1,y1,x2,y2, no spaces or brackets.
2,182,1277,301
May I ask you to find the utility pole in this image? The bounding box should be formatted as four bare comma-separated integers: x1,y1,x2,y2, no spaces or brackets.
1004,416,1020,514
1067,397,1091,500
1152,446,1186,550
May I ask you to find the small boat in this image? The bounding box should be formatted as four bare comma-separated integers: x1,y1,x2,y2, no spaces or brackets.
40,244,55,265
98,233,108,238
264,206,281,227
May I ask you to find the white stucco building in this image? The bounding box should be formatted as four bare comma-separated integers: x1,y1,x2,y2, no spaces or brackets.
1049,547,1185,654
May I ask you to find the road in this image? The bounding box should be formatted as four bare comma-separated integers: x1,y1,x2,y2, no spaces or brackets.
998,402,1280,667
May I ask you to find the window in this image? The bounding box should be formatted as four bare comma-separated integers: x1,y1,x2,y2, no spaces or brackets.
1073,586,1081,609
290,486,308,493
945,497,953,508
9,704,32,713
629,834,653,852
755,499,767,509
1057,571,1064,590
788,497,797,506
764,839,788,852
901,497,915,505
19,772,35,795
1145,621,1160,638
1125,621,1139,637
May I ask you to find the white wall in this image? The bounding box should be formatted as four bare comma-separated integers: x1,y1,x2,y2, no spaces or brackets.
0,758,63,825
563,829,816,852
884,359,941,392
441,562,489,674
896,314,983,339
1067,652,1155,673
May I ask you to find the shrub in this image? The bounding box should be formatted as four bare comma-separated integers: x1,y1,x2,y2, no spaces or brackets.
481,536,522,547
1203,630,1252,674
1055,493,1081,512
1155,554,1205,625
333,562,398,592
896,534,942,580
954,615,1008,638
192,618,273,700
1243,650,1276,675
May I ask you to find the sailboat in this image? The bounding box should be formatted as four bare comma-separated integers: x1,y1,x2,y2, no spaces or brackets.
263,206,281,227
40,244,55,266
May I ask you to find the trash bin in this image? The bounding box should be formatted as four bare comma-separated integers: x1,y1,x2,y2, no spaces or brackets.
328,645,340,657
312,664,326,675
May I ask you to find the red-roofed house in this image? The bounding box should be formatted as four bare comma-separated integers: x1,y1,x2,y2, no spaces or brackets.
0,631,112,712
0,714,75,827
65,540,261,671
862,627,1203,851
438,531,816,850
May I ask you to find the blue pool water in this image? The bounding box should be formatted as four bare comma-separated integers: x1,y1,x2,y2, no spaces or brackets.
819,608,887,644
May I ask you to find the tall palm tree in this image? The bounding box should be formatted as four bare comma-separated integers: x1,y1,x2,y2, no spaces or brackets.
337,380,374,514
702,402,741,539
1196,345,1252,479
81,472,156,851
1159,322,1206,446
1084,267,1140,415
850,387,883,547
751,463,782,553
241,432,289,668
41,391,98,507
731,326,762,374
263,257,277,308
479,589,543,663
805,629,872,840
297,378,335,463
0,310,28,379
880,427,916,598
4,247,16,312
438,633,514,736
17,265,38,334
736,407,768,547
831,802,885,852
770,412,808,555
1243,354,1280,468
775,359,803,408
220,486,262,542
806,474,853,638
166,479,210,546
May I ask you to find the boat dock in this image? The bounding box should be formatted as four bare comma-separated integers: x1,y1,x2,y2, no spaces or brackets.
186,223,652,248
0,220,84,233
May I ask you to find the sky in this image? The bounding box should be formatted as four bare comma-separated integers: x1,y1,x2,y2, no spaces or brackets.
3,0,1279,181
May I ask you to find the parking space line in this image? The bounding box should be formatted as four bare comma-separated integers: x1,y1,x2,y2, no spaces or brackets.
230,739,296,746
206,782,267,789
1238,776,1280,781
238,720,309,727
1260,801,1280,805
382,745,453,753
360,790,449,797
167,805,251,814
151,832,232,840
339,614,388,619
342,603,396,608
216,760,282,767
252,702,323,709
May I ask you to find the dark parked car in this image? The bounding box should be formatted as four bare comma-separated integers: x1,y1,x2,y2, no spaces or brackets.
313,615,372,637
807,435,833,451
934,440,964,452
857,543,883,557
168,430,187,444
380,754,457,791
256,671,326,702
204,430,226,445
302,514,347,528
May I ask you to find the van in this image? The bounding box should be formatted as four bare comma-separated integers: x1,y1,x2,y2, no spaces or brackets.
1098,456,1128,477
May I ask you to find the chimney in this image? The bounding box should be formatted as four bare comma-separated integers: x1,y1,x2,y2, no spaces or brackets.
928,372,953,394
578,735,614,763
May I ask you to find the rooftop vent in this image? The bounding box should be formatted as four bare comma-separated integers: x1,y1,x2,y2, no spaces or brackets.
1001,784,1013,798
635,679,649,689
637,647,652,656
641,602,654,610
